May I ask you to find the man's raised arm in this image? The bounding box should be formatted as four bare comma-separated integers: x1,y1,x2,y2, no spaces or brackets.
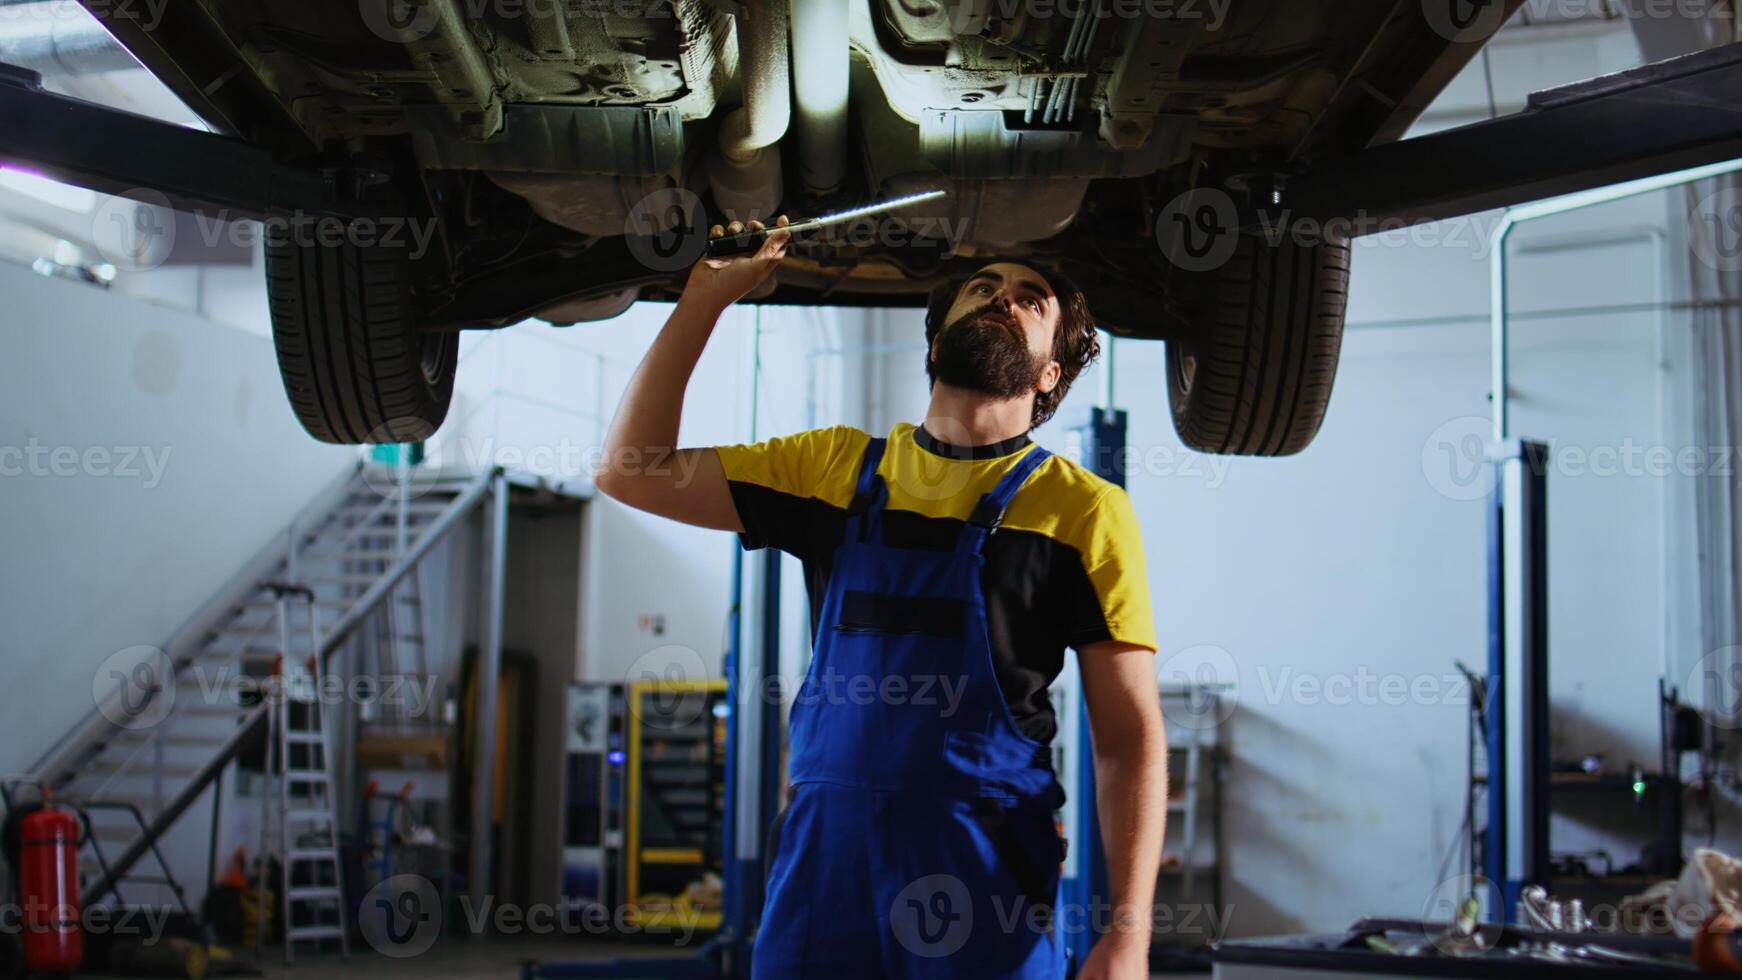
593,216,790,529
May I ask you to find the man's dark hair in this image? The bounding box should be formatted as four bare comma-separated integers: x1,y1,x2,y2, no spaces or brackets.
922,263,1100,429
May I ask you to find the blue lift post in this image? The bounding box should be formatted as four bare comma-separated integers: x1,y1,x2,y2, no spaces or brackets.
722,544,748,977
747,549,783,977
721,545,780,979
1064,406,1126,966
1483,439,1551,922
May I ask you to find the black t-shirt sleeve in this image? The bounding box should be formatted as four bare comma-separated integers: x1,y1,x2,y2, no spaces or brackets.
713,426,867,561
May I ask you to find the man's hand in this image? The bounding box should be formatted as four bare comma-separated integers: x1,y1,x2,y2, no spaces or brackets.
1077,933,1149,980
685,215,791,313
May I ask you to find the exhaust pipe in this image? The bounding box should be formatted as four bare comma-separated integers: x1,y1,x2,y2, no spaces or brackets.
790,0,847,197
719,0,789,164
711,0,791,221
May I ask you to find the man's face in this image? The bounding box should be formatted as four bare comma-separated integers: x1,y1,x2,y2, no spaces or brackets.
928,263,1064,400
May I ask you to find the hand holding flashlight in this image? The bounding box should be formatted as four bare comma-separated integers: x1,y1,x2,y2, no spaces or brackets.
683,190,949,310
703,189,948,258
684,215,791,312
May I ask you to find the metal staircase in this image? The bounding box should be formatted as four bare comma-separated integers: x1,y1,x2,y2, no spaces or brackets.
24,461,500,912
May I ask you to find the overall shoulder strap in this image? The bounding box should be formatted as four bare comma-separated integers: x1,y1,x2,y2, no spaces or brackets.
843,437,889,545
957,445,1052,555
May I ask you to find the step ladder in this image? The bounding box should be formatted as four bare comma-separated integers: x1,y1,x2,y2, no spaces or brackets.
257,583,350,965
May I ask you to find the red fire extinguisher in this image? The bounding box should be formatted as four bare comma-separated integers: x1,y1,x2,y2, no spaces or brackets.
20,788,82,974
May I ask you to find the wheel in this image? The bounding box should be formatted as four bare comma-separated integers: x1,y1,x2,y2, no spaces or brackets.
265,237,456,444
1166,233,1349,456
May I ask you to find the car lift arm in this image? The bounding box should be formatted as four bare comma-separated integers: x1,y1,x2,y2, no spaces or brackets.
0,64,339,220
5,38,1742,279
1287,42,1742,228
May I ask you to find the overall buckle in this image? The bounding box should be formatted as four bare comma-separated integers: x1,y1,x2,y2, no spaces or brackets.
968,497,1003,531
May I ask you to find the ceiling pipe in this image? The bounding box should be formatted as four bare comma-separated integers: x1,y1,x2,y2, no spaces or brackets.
0,0,138,76
789,0,847,197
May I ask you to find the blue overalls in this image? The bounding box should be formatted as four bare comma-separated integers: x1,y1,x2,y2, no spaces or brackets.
754,437,1070,979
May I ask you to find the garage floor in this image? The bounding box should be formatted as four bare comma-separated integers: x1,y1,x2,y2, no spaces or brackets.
84,939,1216,979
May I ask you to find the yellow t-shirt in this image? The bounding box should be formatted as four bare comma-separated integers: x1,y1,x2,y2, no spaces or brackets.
715,422,1156,744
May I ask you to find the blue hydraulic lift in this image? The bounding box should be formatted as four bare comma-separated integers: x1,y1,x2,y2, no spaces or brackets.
1060,407,1126,968
1482,440,1551,923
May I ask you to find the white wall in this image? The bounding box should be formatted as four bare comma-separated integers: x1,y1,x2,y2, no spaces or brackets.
0,260,354,773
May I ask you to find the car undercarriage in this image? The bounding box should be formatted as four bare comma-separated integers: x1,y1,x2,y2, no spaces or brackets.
10,0,1740,451
73,0,1506,332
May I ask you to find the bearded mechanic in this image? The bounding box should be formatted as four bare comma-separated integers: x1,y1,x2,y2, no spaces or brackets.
595,215,1168,980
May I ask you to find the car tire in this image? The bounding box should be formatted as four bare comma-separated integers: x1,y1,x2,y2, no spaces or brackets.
1165,232,1349,456
265,237,456,444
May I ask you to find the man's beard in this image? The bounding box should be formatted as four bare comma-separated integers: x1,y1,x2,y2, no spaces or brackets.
928,307,1045,399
